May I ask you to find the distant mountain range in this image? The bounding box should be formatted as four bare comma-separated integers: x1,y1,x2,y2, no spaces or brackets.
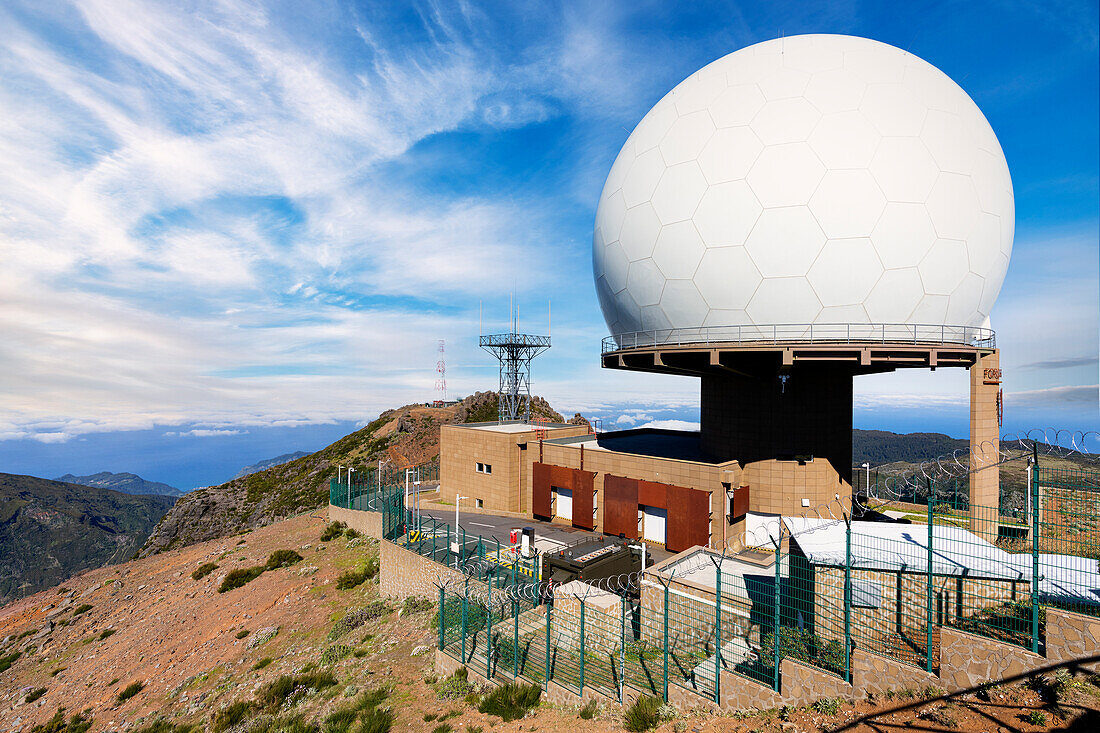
55,471,183,497
851,430,969,466
232,451,312,480
0,473,175,605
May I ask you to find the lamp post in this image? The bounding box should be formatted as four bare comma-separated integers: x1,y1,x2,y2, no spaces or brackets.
406,468,421,527
347,467,355,509
378,458,391,493
861,462,871,498
454,495,468,569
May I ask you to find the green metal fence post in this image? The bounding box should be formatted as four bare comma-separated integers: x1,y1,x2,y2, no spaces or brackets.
579,599,586,693
714,563,722,703
545,602,552,690
926,500,934,673
773,526,782,692
844,515,852,683
438,585,445,650
1031,459,1040,654
619,594,626,703
487,571,494,679
662,579,670,702
513,596,520,679
461,587,468,664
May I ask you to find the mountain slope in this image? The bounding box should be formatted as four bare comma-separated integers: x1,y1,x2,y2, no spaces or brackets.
0,474,175,605
54,471,183,497
137,392,564,557
851,429,969,466
232,451,311,480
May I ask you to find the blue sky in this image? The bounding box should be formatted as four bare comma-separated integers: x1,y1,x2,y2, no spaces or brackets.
0,0,1096,489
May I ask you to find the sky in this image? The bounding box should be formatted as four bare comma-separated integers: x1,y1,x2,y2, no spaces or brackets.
0,0,1096,489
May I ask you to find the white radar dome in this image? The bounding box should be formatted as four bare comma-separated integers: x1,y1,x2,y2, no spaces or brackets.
593,34,1013,339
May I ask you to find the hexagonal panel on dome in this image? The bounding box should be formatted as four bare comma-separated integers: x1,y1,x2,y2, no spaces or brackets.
603,240,630,293
864,268,924,322
870,137,940,203
921,109,978,175
756,65,812,100
602,141,634,197
630,102,677,153
626,258,665,307
693,181,761,246
808,170,886,239
622,148,667,208
751,97,821,145
660,280,710,327
861,82,927,137
818,304,870,323
652,162,708,224
746,206,826,278
703,309,750,328
808,111,881,169
746,143,826,208
909,294,949,325
803,68,866,114
968,213,1002,276
695,246,761,310
946,272,985,325
640,303,673,330
918,239,970,295
652,221,706,280
872,203,937,269
698,127,763,184
970,147,1013,215
746,277,822,324
807,238,883,307
927,173,981,241
710,84,767,127
596,189,626,244
660,111,716,166
618,203,663,262
672,69,727,116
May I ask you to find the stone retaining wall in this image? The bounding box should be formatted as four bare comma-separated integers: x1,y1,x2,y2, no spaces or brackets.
328,504,381,538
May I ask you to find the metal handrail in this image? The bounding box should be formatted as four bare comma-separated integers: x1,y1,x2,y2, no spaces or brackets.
600,323,996,354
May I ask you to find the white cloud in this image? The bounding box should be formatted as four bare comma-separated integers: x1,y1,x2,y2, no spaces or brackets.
637,419,700,432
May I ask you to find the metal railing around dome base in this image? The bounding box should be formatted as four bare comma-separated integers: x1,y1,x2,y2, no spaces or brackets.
601,323,995,354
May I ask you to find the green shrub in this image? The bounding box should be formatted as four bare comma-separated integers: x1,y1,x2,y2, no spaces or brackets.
759,627,846,676
579,699,598,719
477,681,542,722
265,549,304,570
402,596,433,614
18,628,36,639
624,695,664,732
133,721,193,733
344,528,360,539
218,566,266,593
0,651,21,673
258,671,337,709
108,678,119,686
117,681,144,702
25,687,47,703
430,725,452,733
98,629,116,641
212,701,255,733
192,562,219,580
328,601,388,640
251,657,273,671
236,629,250,639
1024,710,1046,726
320,645,352,666
29,708,93,733
335,557,379,590
812,697,842,716
321,522,347,541
72,604,92,616
436,667,474,700
50,667,66,677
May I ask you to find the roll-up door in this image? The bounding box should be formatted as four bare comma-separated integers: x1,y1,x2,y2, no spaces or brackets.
532,462,552,519
666,484,711,552
603,475,639,539
642,506,667,544
553,487,573,520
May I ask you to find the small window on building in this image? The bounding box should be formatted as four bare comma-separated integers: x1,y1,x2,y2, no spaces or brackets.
851,579,882,609
475,462,492,474
475,498,484,508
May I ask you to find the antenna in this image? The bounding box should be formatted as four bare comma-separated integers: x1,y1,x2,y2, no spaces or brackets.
433,340,447,407
480,302,551,422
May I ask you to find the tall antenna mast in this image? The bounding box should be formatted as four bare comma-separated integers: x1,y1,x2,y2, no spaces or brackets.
433,340,447,407
480,302,551,423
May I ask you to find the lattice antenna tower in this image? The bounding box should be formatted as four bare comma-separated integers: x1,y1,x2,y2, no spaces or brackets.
433,340,447,407
479,298,551,422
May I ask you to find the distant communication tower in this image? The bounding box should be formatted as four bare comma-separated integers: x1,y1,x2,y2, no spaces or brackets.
480,302,550,422
433,340,447,407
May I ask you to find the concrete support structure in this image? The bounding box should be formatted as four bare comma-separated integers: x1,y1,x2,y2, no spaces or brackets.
969,350,1001,540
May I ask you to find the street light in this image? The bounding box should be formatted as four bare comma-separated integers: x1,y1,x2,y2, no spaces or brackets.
453,495,468,569
861,462,871,498
346,467,355,510
378,458,391,492
406,468,421,527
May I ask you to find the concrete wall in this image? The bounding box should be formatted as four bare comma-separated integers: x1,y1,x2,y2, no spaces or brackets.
328,504,381,538
969,350,1000,541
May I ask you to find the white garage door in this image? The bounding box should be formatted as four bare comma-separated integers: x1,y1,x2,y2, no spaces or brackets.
553,487,573,521
642,505,666,544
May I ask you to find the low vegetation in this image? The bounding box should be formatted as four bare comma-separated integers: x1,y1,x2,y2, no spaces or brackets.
335,557,379,590
72,604,92,616
133,721,194,733
191,562,219,580
97,629,116,640
25,687,47,703
321,522,347,542
623,695,674,732
29,708,93,733
218,566,265,593
257,670,338,710
251,657,273,671
235,629,249,639
0,651,21,673
477,681,542,722
402,596,433,614
436,667,475,700
578,699,598,719
265,549,303,570
117,681,144,702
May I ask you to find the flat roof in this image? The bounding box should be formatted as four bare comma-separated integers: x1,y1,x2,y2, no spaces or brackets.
454,420,575,433
651,547,777,599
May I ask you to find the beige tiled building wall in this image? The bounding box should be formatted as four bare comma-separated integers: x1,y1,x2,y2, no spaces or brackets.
969,350,1001,540
439,422,590,514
